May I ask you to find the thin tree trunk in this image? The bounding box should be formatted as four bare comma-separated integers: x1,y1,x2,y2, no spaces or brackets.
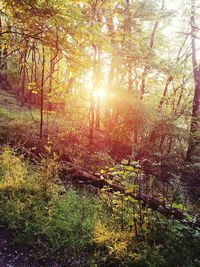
140,0,165,99
40,46,45,139
105,16,115,126
21,40,28,106
95,48,101,129
159,76,173,108
0,15,2,69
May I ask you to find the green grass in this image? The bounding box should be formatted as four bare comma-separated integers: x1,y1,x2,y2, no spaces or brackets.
0,89,40,143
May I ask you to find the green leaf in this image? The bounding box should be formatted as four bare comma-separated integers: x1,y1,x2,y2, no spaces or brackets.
121,159,128,165
124,165,134,171
125,196,137,203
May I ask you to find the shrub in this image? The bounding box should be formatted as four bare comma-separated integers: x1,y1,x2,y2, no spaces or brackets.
0,147,100,264
46,191,98,253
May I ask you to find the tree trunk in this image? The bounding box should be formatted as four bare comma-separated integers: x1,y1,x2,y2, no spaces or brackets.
0,15,2,69
140,0,165,99
186,0,200,161
40,46,45,139
159,76,173,108
21,40,28,106
105,16,115,127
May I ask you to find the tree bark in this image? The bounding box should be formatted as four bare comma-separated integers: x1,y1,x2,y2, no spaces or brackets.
40,46,45,139
0,15,2,68
159,76,173,108
186,0,200,161
21,40,28,105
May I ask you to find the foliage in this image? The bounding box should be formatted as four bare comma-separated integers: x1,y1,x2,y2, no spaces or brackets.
92,160,200,266
93,216,200,267
0,147,99,264
0,146,199,266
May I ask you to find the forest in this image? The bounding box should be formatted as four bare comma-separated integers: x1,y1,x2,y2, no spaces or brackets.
0,0,199,266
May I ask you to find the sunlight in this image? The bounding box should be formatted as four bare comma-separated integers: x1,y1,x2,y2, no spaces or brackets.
93,88,106,99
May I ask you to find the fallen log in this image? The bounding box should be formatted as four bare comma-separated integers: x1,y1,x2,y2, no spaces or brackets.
17,145,42,163
9,146,200,230
62,163,200,230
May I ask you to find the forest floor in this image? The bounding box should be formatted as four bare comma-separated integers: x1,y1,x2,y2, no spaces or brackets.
0,88,86,145
0,229,33,267
0,229,65,267
0,88,40,141
0,89,37,120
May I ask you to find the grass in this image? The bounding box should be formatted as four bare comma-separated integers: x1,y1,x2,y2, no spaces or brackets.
0,89,40,143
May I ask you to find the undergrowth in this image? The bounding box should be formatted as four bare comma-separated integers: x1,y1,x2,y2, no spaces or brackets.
0,146,199,266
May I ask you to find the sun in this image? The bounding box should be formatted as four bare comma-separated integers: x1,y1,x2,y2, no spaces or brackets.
93,88,106,99
97,88,106,99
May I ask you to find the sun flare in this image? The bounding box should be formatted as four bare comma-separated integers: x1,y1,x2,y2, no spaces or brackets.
93,88,106,99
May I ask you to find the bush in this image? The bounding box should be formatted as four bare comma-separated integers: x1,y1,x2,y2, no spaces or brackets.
0,147,100,265
92,160,200,267
93,216,200,267
46,191,98,253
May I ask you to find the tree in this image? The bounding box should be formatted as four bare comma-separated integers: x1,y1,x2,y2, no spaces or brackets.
186,0,200,162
